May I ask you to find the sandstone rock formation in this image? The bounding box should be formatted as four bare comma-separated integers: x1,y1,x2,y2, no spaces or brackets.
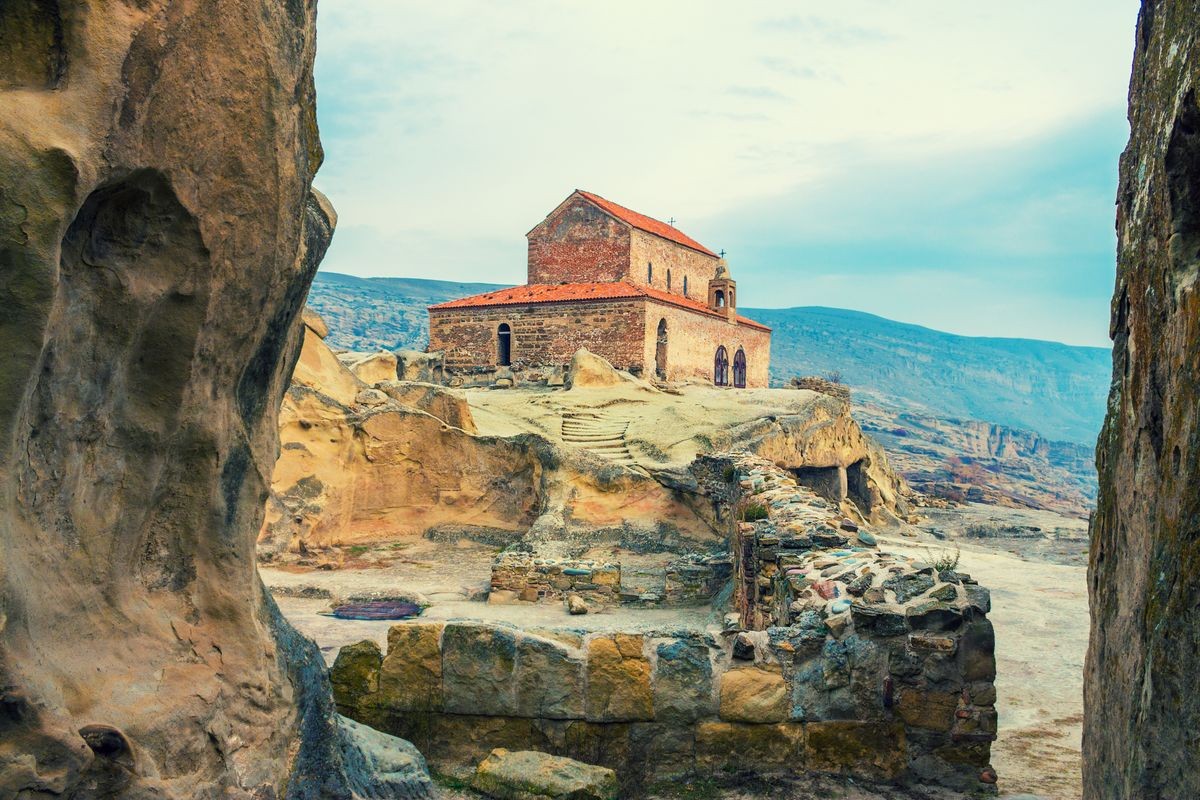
1085,3,1200,797
0,3,427,797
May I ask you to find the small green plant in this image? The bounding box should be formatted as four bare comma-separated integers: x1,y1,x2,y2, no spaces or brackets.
927,544,961,572
722,465,737,482
346,545,370,557
740,501,769,522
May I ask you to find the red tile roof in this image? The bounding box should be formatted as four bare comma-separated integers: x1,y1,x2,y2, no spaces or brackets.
575,190,719,258
429,281,771,332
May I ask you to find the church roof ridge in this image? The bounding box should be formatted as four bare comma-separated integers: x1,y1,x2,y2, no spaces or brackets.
574,190,719,258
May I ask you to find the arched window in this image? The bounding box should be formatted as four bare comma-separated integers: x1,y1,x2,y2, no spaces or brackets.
729,288,735,308
733,348,747,388
714,345,729,387
655,318,668,379
715,290,726,308
647,262,653,283
683,276,689,296
667,269,672,290
497,323,512,366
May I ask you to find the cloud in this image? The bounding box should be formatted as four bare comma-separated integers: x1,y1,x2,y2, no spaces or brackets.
312,0,1141,346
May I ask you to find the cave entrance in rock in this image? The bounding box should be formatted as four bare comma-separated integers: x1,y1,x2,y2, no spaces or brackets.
846,459,873,514
791,465,845,503
497,323,511,366
655,318,668,379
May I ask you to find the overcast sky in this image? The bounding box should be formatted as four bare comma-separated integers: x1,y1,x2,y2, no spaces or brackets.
312,1,1139,347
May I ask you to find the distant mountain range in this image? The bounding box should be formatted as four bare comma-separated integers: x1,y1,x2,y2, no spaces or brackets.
305,272,1112,446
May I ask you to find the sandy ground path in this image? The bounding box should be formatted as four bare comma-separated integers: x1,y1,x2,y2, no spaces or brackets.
885,535,1087,800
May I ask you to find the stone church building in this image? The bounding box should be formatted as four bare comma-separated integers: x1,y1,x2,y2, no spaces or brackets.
428,190,771,387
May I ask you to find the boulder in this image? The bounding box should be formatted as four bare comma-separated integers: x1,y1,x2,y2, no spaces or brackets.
303,308,331,339
340,350,399,385
564,348,651,391
396,349,444,383
471,749,617,800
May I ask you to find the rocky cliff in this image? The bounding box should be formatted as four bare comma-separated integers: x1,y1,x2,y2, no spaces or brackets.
1085,2,1200,797
0,3,427,798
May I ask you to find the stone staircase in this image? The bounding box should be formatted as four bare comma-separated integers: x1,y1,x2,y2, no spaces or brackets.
560,410,638,468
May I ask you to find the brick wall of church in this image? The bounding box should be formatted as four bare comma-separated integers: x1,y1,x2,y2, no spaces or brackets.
628,228,721,302
429,300,647,375
527,197,632,285
642,302,771,388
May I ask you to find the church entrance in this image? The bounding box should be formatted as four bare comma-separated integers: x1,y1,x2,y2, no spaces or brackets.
714,345,729,386
655,319,668,379
733,348,746,388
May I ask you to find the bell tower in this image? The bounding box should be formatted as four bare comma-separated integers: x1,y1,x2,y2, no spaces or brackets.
707,259,737,322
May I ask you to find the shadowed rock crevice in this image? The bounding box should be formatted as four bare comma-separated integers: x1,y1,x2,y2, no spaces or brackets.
0,0,66,90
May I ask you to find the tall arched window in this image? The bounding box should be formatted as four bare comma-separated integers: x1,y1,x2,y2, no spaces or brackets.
733,348,747,388
655,318,668,379
683,276,689,296
715,290,726,308
497,323,512,366
667,269,672,290
714,345,729,387
647,262,653,283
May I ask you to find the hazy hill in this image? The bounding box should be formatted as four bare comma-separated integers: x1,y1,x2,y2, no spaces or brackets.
306,272,1111,445
743,306,1111,445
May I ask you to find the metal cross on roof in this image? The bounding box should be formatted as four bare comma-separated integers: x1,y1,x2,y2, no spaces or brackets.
667,217,676,226
719,249,726,258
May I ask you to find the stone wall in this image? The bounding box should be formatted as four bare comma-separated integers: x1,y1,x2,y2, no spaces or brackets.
629,227,721,301
527,195,632,284
489,553,621,605
332,454,996,793
641,301,772,387
429,300,647,376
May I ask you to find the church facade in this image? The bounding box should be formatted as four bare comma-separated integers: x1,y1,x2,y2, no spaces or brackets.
428,190,771,387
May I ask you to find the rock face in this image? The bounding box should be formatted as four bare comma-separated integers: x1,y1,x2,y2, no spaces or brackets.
0,3,427,798
1085,3,1200,798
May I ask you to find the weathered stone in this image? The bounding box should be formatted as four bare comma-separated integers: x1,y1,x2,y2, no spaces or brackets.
471,748,618,800
732,632,756,660
851,604,908,637
718,667,788,723
379,623,445,712
331,639,383,711
443,623,519,716
805,721,907,779
586,636,653,722
897,688,960,731
883,573,935,604
959,619,997,682
515,635,586,720
653,637,715,722
695,722,804,771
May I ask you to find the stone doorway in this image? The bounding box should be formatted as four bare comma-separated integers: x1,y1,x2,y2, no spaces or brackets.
655,318,668,379
497,323,512,366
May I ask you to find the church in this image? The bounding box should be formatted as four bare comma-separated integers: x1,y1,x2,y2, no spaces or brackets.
428,190,771,387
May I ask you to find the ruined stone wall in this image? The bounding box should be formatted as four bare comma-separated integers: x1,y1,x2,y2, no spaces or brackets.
642,301,772,387
332,453,995,794
429,300,647,376
628,228,721,300
1085,3,1200,798
527,195,632,284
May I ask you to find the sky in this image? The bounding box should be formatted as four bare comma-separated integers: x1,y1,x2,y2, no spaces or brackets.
312,1,1140,347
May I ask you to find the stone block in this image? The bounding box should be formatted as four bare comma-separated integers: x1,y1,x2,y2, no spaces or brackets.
442,623,519,716
378,622,444,711
330,639,382,712
718,667,787,723
586,636,654,722
471,748,618,800
695,722,804,771
515,633,586,719
896,687,960,731
653,636,715,722
805,721,907,779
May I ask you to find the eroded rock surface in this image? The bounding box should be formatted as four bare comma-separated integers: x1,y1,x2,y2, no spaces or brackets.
0,3,428,798
1085,3,1200,798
